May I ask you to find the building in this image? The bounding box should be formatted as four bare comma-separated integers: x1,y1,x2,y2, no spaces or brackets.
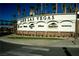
0,20,14,35
16,13,79,37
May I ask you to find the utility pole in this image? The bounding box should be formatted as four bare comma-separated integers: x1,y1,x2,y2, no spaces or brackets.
72,10,78,44
75,3,78,40
75,10,78,40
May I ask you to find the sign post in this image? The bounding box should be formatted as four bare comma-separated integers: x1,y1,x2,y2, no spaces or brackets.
75,11,78,40
73,11,78,44
72,11,78,44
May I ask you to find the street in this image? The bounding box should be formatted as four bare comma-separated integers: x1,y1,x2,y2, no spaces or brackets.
0,41,79,56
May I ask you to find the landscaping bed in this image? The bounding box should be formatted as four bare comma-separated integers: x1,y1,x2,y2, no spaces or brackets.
7,34,64,40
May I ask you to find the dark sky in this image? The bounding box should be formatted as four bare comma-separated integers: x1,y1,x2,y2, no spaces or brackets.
0,3,79,20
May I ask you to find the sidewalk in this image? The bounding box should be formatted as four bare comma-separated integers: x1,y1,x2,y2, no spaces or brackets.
0,36,79,48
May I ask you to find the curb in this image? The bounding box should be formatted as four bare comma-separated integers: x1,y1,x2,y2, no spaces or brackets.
0,39,79,48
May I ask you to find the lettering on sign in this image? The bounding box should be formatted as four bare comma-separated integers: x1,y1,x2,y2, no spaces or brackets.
18,15,54,24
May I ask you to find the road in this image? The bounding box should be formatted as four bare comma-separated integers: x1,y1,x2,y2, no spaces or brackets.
0,41,79,56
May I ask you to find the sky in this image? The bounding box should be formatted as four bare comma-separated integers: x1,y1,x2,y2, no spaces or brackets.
0,3,79,21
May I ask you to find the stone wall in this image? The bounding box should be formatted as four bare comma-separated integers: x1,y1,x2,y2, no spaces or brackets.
16,31,75,38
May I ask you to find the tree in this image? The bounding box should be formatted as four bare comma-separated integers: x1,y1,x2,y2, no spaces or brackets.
52,3,58,14
52,3,56,13
67,3,73,13
30,6,35,16
56,3,58,14
16,4,21,16
41,3,43,14
35,4,40,15
22,8,26,17
62,3,66,14
22,4,26,17
73,3,78,12
44,3,48,14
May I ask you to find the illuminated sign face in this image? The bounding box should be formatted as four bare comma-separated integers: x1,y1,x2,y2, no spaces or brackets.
17,15,76,32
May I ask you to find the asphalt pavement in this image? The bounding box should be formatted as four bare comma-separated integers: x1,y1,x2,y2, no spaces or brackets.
0,40,79,56
0,35,79,56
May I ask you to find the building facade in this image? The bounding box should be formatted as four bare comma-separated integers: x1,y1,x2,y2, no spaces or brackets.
17,14,79,37
0,20,14,35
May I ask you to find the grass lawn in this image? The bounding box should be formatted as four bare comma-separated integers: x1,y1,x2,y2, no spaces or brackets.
7,34,64,40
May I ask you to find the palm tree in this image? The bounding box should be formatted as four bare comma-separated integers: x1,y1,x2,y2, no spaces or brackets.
62,3,66,14
44,3,48,14
56,3,58,14
67,3,73,13
41,3,43,14
22,8,26,17
52,3,58,14
30,6,35,16
35,4,40,15
30,6,35,11
52,3,56,13
76,3,78,11
16,4,21,16
22,4,26,17
73,3,78,12
35,6,38,15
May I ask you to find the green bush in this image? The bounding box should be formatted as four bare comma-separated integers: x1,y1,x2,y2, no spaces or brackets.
8,36,64,40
